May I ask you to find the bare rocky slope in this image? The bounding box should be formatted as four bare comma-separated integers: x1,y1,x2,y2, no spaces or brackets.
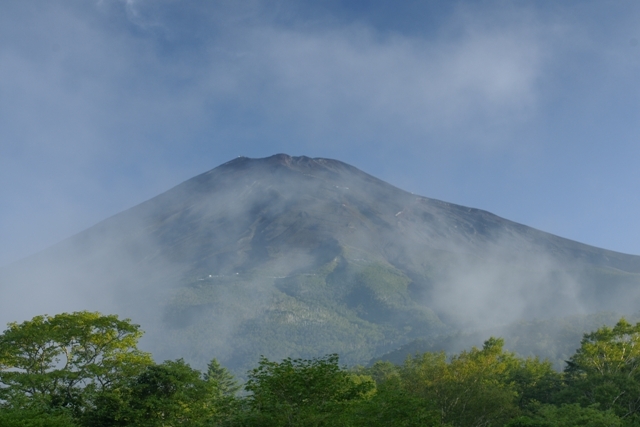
2,154,640,372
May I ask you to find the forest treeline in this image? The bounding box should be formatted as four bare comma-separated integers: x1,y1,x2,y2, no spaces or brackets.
1,312,640,426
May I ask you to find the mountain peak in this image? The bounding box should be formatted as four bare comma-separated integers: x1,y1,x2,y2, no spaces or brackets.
216,154,354,175
3,154,640,373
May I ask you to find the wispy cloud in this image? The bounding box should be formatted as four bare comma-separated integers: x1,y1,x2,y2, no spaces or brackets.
1,0,640,265
224,22,542,148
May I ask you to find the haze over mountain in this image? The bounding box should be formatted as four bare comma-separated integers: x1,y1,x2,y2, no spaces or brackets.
2,154,640,372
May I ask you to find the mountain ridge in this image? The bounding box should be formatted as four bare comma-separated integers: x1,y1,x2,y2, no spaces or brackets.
15,154,637,271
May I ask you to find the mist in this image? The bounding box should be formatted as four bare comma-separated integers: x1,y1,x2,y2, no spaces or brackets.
2,0,640,377
3,0,640,271
2,155,639,374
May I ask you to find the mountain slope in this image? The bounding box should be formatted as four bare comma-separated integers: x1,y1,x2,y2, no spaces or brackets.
2,154,640,371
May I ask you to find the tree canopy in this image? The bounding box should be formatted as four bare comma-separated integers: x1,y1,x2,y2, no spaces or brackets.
2,312,640,427
563,318,640,420
0,311,152,413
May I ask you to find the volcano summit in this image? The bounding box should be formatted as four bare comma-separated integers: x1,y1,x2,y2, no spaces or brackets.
2,154,640,371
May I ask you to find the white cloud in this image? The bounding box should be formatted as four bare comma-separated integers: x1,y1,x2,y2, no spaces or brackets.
2,0,640,266
195,19,545,149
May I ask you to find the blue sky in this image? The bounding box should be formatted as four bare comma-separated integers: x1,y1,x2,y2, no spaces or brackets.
1,0,639,266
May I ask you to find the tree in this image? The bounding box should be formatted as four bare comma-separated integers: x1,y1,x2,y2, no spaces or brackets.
82,358,228,427
563,318,640,420
123,359,215,426
401,337,519,427
243,354,374,426
346,375,440,427
0,311,153,413
205,358,240,399
509,357,563,409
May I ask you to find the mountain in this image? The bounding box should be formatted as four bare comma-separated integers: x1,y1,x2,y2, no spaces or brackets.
2,154,640,372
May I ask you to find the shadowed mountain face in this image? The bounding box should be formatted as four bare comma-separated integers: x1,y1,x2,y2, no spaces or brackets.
2,154,640,372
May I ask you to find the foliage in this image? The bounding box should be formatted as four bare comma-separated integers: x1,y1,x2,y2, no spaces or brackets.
509,357,563,409
506,403,623,427
205,358,240,399
374,312,632,371
84,359,218,427
401,337,519,427
7,312,640,427
563,318,640,420
0,311,153,413
126,359,215,426
365,360,400,384
345,376,440,427
165,258,444,374
0,408,78,427
203,358,243,425
243,354,374,426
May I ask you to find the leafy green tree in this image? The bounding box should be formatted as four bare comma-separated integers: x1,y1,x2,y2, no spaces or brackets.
79,387,129,427
401,337,519,427
243,354,374,427
124,359,215,426
509,357,563,409
85,359,218,427
563,318,640,420
345,376,440,427
0,311,153,413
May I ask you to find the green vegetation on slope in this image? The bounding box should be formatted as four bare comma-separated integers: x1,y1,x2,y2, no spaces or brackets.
160,257,445,374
